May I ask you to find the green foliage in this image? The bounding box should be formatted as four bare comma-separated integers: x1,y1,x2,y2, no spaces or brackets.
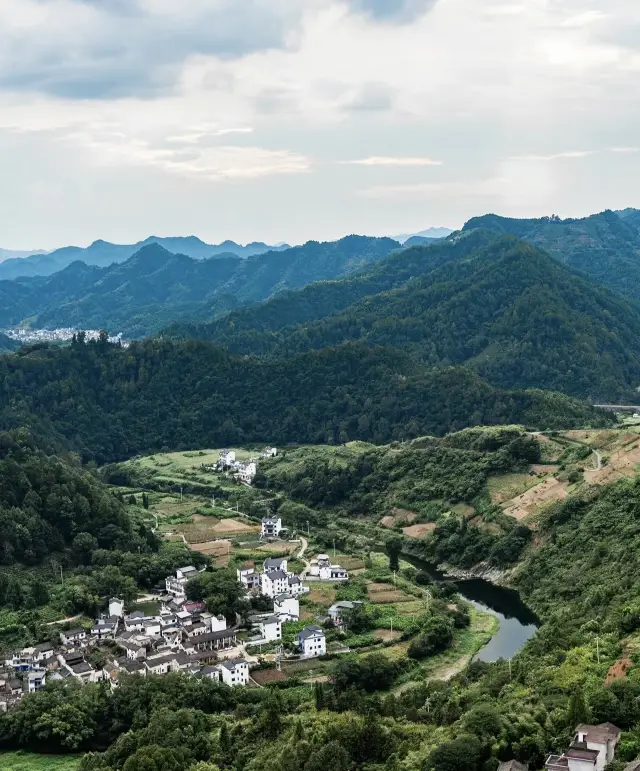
0,340,607,464
407,616,454,660
332,653,399,693
185,569,245,620
170,233,640,400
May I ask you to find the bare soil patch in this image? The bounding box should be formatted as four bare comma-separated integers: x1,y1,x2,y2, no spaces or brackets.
307,585,337,605
380,508,417,528
402,523,436,538
605,657,632,685
368,587,413,604
531,464,559,474
251,669,286,685
584,441,640,486
502,477,569,521
212,518,257,534
258,541,297,554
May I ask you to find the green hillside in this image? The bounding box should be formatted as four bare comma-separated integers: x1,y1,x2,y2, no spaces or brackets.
166,236,640,401
462,209,640,302
0,337,610,463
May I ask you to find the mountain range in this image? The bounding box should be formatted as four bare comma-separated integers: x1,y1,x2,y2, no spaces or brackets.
0,236,292,280
0,236,401,337
165,230,640,401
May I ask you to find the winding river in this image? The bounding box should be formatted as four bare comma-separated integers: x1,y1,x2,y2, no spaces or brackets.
404,556,540,662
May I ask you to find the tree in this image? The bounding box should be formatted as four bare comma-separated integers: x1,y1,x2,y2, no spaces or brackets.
426,735,484,771
567,688,589,729
142,493,149,510
186,569,245,620
386,537,403,572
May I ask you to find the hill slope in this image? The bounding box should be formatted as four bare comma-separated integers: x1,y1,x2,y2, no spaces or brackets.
462,210,640,302
0,236,400,337
0,338,610,463
171,236,640,401
0,236,291,280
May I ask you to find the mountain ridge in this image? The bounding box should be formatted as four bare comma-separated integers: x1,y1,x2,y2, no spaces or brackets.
0,235,292,280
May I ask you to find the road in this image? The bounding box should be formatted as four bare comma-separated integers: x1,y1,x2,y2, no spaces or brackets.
594,449,603,470
45,614,82,626
297,536,311,577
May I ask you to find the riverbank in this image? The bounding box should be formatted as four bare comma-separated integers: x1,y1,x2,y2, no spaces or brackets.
393,605,499,693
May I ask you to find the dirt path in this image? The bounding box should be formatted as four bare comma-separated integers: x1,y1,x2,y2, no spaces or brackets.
45,614,82,626
298,536,311,577
393,654,472,694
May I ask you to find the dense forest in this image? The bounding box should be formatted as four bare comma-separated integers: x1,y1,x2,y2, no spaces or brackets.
0,236,400,337
0,337,610,463
462,209,640,303
165,236,640,401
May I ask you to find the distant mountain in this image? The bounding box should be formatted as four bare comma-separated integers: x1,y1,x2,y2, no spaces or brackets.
0,248,47,263
394,227,454,243
0,236,291,280
0,332,19,354
462,210,640,302
168,234,640,401
0,235,401,337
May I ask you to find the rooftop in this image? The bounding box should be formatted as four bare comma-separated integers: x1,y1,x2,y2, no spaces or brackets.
299,626,324,640
265,569,287,580
219,658,247,671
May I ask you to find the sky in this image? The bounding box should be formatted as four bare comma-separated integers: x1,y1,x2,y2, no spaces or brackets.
1,0,639,249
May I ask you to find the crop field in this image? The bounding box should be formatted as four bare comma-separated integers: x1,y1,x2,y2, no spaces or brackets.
402,523,436,538
0,753,80,770
487,472,542,504
366,583,414,604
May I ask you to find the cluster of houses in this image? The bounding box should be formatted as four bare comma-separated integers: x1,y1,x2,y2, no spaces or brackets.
212,448,277,486
237,556,307,601
0,566,254,712
308,554,349,582
498,722,625,771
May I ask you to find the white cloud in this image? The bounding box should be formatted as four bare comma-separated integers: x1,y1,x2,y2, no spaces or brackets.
342,156,443,166
0,0,640,248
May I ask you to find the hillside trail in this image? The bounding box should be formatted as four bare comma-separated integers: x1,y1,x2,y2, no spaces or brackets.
297,536,311,577
45,613,82,626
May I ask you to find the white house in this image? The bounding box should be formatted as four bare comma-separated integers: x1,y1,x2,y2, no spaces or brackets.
263,447,278,457
261,517,282,539
124,611,161,633
287,575,306,595
319,565,349,581
274,593,299,620
145,653,177,675
237,462,257,484
545,723,621,771
26,670,46,693
109,597,125,618
209,615,227,632
260,615,282,643
219,449,236,466
328,601,364,626
165,566,199,597
299,626,326,658
237,563,260,590
91,617,119,639
60,627,87,645
261,570,289,599
264,557,288,573
218,659,249,687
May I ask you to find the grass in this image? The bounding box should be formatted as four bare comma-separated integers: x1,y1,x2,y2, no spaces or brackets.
0,752,80,770
487,472,541,505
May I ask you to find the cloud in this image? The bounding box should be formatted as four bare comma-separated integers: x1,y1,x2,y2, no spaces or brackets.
346,0,438,23
344,82,395,111
509,150,596,162
0,0,303,99
342,156,442,166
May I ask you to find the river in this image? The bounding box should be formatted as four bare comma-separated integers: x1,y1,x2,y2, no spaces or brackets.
404,556,540,663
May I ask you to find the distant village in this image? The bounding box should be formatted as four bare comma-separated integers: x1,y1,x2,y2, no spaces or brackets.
207,447,278,485
0,517,354,712
5,327,129,346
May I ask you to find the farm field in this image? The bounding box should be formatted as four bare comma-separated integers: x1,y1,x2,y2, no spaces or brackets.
0,753,80,770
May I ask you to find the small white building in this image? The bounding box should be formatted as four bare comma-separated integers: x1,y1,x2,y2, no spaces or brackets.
237,563,260,590
299,626,326,659
27,669,46,693
263,447,278,457
91,617,119,640
264,557,288,573
165,566,200,597
274,593,299,620
219,449,236,466
261,570,289,599
261,517,282,539
60,627,87,646
318,565,349,581
218,658,249,687
545,723,621,771
260,615,282,643
237,462,257,484
109,597,125,618
287,575,306,595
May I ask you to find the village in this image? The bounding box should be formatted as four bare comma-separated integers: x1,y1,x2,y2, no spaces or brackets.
0,515,355,713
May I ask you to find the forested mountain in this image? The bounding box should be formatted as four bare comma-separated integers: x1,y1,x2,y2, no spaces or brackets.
0,337,610,463
0,333,18,354
462,209,640,302
0,430,135,566
165,236,640,401
0,236,400,337
0,236,291,280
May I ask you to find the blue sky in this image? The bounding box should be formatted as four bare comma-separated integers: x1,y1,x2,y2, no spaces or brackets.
0,0,639,249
